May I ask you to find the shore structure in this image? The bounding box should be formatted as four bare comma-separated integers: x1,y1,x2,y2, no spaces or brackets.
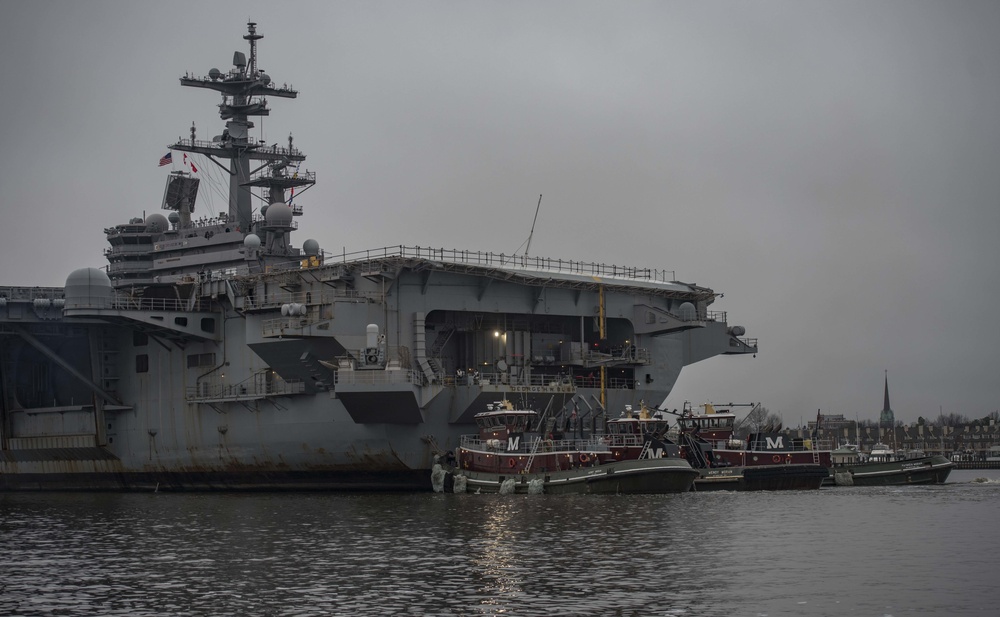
0,22,756,491
778,374,999,464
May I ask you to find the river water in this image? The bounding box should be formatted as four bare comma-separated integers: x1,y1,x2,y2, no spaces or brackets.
1,469,997,617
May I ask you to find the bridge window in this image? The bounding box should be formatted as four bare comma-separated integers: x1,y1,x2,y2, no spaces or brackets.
201,318,215,333
133,332,148,347
135,354,149,373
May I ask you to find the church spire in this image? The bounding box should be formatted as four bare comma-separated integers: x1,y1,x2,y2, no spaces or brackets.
883,370,891,412
879,370,895,428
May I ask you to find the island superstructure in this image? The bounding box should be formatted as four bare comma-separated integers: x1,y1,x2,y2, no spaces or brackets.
0,22,757,490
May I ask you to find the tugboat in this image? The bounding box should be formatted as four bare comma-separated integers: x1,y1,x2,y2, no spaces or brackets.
830,442,954,486
438,401,698,494
675,403,834,468
670,402,829,490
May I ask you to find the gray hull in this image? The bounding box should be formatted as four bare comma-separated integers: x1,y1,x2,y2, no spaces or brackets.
0,279,752,491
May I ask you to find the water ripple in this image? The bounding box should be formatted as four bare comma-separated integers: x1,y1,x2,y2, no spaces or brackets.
1,470,998,616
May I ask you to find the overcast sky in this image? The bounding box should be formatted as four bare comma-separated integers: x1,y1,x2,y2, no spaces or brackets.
1,1,997,425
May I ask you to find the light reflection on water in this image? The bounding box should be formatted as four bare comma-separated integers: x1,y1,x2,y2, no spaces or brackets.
1,470,998,616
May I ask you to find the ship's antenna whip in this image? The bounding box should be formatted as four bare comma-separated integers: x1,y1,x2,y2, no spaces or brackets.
504,194,543,265
524,194,542,257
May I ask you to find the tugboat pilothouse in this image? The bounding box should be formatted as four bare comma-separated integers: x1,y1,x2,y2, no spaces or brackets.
0,23,757,490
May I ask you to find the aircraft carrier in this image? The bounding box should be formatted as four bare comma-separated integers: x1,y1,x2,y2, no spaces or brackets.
0,22,757,491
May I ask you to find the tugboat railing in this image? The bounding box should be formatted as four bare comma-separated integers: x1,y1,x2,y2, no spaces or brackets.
460,435,611,454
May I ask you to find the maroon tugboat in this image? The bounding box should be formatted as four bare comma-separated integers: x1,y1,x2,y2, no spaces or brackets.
438,401,698,494
670,402,830,490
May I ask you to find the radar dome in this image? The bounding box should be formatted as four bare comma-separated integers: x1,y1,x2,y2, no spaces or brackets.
244,234,261,249
167,212,180,224
145,213,170,233
264,202,293,227
64,267,113,309
302,239,319,256
259,73,271,86
677,302,697,321
209,68,222,80
260,204,269,217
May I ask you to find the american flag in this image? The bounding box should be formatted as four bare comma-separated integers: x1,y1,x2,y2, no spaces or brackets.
158,152,172,167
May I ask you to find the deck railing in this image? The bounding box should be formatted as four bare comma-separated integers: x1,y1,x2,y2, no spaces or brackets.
327,245,678,284
187,376,306,401
334,369,423,386
0,286,65,301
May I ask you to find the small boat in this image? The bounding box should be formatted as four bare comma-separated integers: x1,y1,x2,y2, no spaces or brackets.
667,403,828,491
831,442,954,486
436,401,698,494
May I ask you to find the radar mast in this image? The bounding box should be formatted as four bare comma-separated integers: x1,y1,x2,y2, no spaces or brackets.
170,21,305,234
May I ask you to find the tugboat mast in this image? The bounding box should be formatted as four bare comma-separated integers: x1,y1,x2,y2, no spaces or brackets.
171,21,304,234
